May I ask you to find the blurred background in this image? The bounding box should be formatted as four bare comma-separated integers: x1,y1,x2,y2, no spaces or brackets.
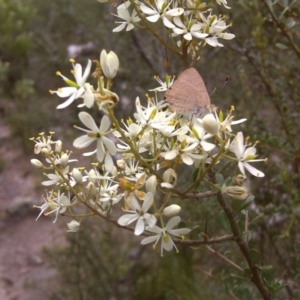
0,0,299,299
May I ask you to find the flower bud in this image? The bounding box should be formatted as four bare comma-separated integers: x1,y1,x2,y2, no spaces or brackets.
88,169,96,183
72,168,82,184
222,184,249,200
111,166,118,177
161,168,177,188
31,159,44,168
41,147,50,157
202,114,219,135
67,220,80,232
117,159,125,169
55,140,62,153
100,49,119,79
233,174,246,186
163,204,181,217
60,153,69,166
146,175,157,195
86,182,96,196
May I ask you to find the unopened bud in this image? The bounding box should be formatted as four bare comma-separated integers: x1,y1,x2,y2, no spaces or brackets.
86,182,96,196
55,140,62,153
72,168,82,183
41,148,50,157
31,159,44,168
222,184,249,200
161,168,177,188
117,159,125,169
163,204,181,217
202,114,219,135
100,49,119,79
60,153,69,166
146,175,157,195
67,220,80,232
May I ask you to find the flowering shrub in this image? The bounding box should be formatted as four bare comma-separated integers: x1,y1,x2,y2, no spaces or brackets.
30,0,275,298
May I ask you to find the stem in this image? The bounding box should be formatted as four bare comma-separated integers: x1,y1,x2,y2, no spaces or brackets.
209,171,271,299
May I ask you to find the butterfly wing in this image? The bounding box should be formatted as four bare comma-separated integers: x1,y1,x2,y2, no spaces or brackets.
164,68,210,116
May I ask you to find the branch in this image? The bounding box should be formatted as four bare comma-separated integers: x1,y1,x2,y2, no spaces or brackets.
209,171,271,300
262,0,300,61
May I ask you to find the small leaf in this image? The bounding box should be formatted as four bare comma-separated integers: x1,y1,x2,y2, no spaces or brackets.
215,173,224,186
261,265,273,271
217,210,231,233
237,195,255,212
249,248,261,265
275,43,288,50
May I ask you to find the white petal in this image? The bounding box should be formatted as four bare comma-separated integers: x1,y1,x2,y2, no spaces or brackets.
81,60,92,85
104,153,114,172
118,214,139,226
166,8,184,17
135,218,145,235
102,136,117,155
162,16,175,28
140,4,157,15
56,93,77,109
164,149,178,160
146,14,160,23
181,154,194,165
244,162,265,177
113,23,127,32
73,135,95,148
99,115,111,132
79,112,99,132
83,87,94,108
145,214,157,227
141,235,159,245
200,141,216,152
165,216,181,230
142,192,154,211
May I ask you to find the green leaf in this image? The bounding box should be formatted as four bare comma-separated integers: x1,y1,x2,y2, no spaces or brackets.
237,195,255,212
249,248,261,265
215,173,224,186
275,43,288,50
217,210,231,233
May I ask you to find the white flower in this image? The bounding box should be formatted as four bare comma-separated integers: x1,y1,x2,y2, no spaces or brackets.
161,139,204,166
31,133,56,154
50,59,92,109
199,13,235,47
214,109,247,133
34,190,71,223
141,216,191,256
149,74,175,92
188,119,216,152
228,132,265,177
100,50,119,79
118,192,157,235
42,165,71,186
73,112,117,171
113,6,141,32
140,0,184,29
216,0,231,9
172,17,208,41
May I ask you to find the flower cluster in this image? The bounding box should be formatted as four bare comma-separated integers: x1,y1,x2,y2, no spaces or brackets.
111,0,235,51
30,0,266,256
31,56,265,254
